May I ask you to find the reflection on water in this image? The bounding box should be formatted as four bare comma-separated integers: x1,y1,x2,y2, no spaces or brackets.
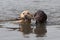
0,25,3,28
19,24,32,35
18,23,34,38
0,21,60,40
34,23,47,37
18,22,47,38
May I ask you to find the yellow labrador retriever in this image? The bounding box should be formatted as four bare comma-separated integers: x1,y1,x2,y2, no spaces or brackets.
17,10,33,24
16,10,33,24
17,10,33,34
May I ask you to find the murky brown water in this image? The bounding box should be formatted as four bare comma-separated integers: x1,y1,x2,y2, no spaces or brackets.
0,0,60,40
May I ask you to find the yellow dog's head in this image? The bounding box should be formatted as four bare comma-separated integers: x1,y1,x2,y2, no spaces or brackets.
19,10,33,24
20,10,33,19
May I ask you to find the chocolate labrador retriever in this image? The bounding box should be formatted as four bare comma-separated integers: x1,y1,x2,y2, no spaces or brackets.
34,10,47,24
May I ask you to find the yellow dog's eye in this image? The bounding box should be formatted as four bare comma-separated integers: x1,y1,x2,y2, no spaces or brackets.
27,13,29,14
23,13,24,14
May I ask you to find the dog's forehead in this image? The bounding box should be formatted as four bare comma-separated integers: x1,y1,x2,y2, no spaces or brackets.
22,11,29,14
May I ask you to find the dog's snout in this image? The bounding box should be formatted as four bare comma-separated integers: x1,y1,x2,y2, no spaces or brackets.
24,15,31,20
25,15,28,19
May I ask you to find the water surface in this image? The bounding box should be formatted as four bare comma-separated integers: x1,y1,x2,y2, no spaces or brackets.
0,0,60,40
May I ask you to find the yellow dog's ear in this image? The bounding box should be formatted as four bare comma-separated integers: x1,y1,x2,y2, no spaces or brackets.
19,13,24,18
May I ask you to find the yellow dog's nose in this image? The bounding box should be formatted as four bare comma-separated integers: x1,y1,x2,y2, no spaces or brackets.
24,15,31,20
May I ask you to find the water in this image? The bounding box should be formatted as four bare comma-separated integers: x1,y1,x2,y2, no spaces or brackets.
0,0,60,40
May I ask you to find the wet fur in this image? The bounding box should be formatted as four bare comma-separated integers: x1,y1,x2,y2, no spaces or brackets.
16,10,33,24
34,10,47,24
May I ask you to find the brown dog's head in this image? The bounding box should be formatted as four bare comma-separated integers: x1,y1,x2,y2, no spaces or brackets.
34,10,47,23
19,10,33,24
